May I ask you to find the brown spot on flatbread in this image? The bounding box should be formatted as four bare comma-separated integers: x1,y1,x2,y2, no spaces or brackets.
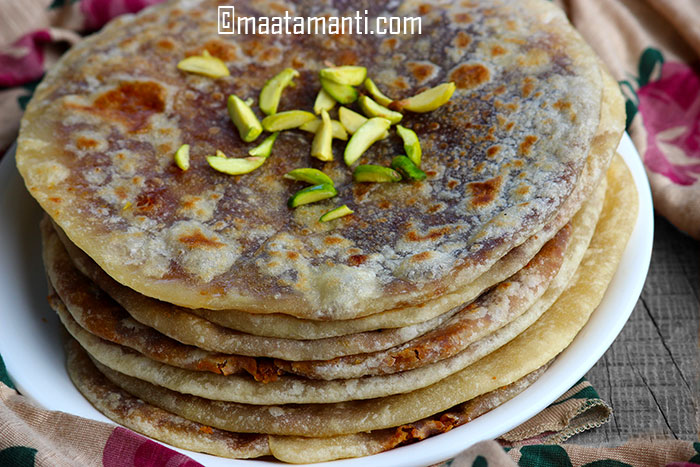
241,39,263,57
93,81,165,131
348,254,368,266
260,47,280,63
454,31,471,48
516,184,530,196
411,251,433,262
76,137,99,150
324,236,343,245
393,76,409,90
336,50,358,66
519,135,538,155
491,45,506,56
381,37,398,51
378,200,392,210
418,4,431,14
407,62,435,83
178,230,225,249
486,146,501,158
454,12,472,23
156,38,175,50
467,176,502,207
286,251,299,260
49,197,61,203
406,226,451,242
522,77,535,98
553,100,571,111
447,180,459,189
450,64,490,90
198,40,237,61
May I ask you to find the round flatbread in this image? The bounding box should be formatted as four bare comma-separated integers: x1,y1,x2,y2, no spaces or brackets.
19,0,607,319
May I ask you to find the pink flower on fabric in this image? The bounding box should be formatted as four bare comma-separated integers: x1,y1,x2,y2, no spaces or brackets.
103,427,202,467
0,30,52,87
81,0,167,30
638,61,700,186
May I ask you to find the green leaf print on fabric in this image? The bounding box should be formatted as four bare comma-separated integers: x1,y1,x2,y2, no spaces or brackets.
518,445,573,467
581,461,632,467
0,446,37,467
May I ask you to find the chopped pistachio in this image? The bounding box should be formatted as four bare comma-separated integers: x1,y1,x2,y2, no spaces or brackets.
177,52,230,78
313,88,336,114
299,118,348,140
320,66,367,86
391,155,427,181
321,78,358,105
259,68,300,115
215,149,226,158
396,124,422,167
284,168,334,186
364,78,393,107
248,132,279,158
358,95,403,124
319,205,354,222
338,106,368,134
244,97,254,106
288,183,337,208
338,107,389,139
174,144,190,171
207,154,266,175
391,82,456,113
343,117,392,165
353,164,402,183
227,95,263,142
311,110,333,162
262,110,315,132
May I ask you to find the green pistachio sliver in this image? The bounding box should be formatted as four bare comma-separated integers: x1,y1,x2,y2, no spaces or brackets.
207,154,266,175
314,88,336,114
174,144,190,171
244,97,254,106
299,118,348,140
288,183,337,208
364,78,393,107
320,66,367,86
227,95,263,143
338,107,389,139
177,52,230,78
321,78,358,105
358,95,403,124
391,82,456,113
311,109,333,162
344,117,392,166
338,106,367,134
391,155,427,181
259,68,299,115
248,132,279,158
284,168,334,186
319,205,354,222
396,124,422,167
353,164,402,183
262,110,315,132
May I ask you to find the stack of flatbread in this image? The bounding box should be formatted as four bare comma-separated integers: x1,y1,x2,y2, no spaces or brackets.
15,0,637,462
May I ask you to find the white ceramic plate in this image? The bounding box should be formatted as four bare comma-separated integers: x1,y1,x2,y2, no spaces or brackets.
0,133,653,467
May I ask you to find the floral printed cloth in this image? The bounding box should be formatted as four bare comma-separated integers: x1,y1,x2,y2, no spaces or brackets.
553,0,700,239
0,1,698,466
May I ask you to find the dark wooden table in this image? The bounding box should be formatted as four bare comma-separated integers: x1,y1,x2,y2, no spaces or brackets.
575,214,699,444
